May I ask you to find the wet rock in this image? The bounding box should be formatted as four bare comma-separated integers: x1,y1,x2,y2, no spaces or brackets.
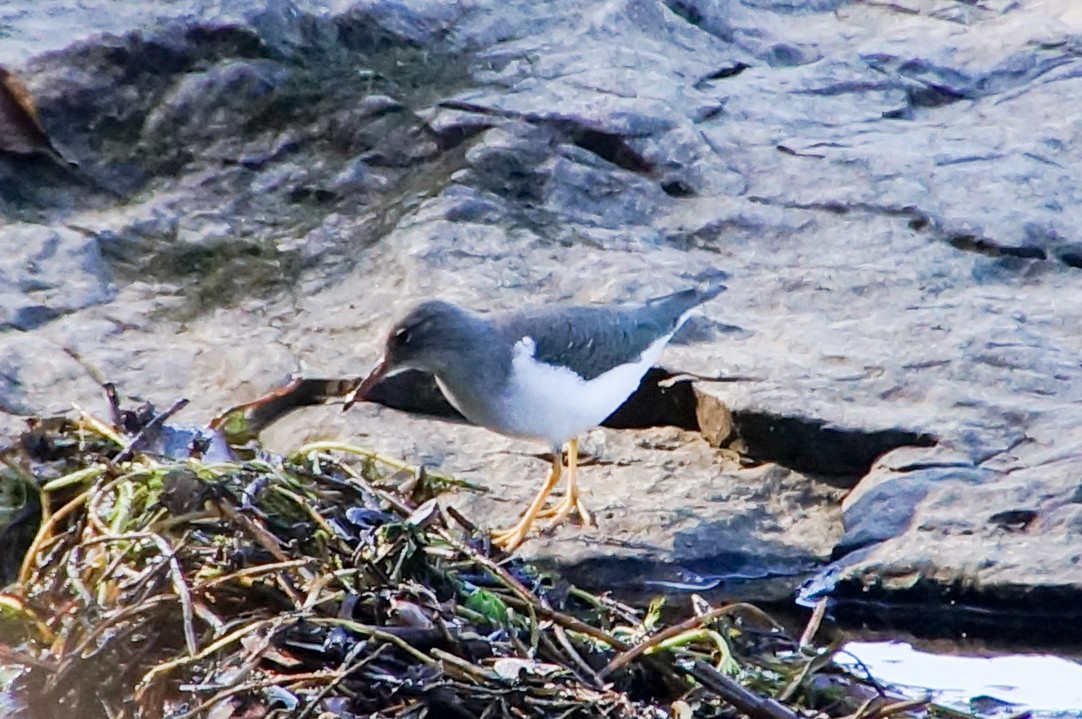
802,426,1082,610
142,59,293,150
0,333,89,416
834,462,990,559
0,225,113,330
1,0,1082,620
328,156,388,193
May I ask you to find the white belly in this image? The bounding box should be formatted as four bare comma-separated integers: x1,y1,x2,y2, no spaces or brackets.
488,331,677,445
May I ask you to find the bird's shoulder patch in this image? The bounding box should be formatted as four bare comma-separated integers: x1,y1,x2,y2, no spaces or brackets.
512,335,538,358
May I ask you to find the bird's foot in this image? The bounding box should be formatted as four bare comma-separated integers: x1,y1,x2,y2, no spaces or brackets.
490,518,537,552
537,491,593,528
490,455,564,553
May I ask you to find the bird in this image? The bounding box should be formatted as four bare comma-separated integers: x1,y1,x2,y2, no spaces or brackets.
346,279,727,551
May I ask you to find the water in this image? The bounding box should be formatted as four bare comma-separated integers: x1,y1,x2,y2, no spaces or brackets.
0,667,23,715
839,641,1082,717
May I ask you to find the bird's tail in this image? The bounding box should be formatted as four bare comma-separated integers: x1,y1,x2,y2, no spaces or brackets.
646,271,728,319
692,276,727,305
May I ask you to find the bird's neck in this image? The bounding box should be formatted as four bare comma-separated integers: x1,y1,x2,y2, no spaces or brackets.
429,320,513,415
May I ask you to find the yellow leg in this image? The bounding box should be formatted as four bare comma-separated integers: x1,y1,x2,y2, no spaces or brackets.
491,454,562,551
538,438,593,528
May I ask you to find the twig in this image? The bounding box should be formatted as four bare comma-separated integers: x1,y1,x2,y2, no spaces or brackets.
568,586,640,627
40,464,107,492
79,532,199,656
148,509,218,534
101,382,124,428
554,624,604,688
926,702,980,719
136,618,281,697
192,599,225,637
435,527,632,653
195,559,313,591
289,441,486,492
172,671,334,719
599,604,738,678
724,602,788,633
212,496,310,603
61,594,174,662
836,647,890,696
850,696,878,719
335,461,414,517
502,594,631,652
270,484,349,549
778,637,843,702
18,484,98,586
430,648,500,683
65,543,95,606
295,644,390,719
687,660,800,719
72,403,126,447
99,530,178,603
862,699,929,719
799,598,829,648
307,617,439,666
444,504,478,534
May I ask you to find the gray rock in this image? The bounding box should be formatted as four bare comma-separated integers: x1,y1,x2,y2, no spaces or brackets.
328,156,388,193
0,333,88,417
2,0,1082,622
834,455,994,559
142,60,293,149
0,225,113,330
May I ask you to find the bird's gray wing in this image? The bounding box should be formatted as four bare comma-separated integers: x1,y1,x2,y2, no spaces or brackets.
496,283,724,380
499,307,661,380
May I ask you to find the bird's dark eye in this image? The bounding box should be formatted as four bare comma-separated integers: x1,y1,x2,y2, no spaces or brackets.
391,326,411,346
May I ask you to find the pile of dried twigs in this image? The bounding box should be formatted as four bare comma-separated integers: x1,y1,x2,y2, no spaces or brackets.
0,395,908,719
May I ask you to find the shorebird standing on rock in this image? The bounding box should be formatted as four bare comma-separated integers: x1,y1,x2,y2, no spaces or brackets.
347,279,726,551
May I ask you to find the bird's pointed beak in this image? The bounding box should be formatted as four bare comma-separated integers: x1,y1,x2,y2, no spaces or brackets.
343,356,390,411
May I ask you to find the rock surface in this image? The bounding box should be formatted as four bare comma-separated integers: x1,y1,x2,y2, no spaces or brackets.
1,0,1081,621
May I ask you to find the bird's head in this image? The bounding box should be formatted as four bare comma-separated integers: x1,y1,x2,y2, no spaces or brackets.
347,300,479,406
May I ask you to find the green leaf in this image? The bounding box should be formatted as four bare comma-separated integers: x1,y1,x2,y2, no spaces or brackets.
465,588,509,626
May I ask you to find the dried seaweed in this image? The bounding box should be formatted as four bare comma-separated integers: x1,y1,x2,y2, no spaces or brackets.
0,396,909,719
